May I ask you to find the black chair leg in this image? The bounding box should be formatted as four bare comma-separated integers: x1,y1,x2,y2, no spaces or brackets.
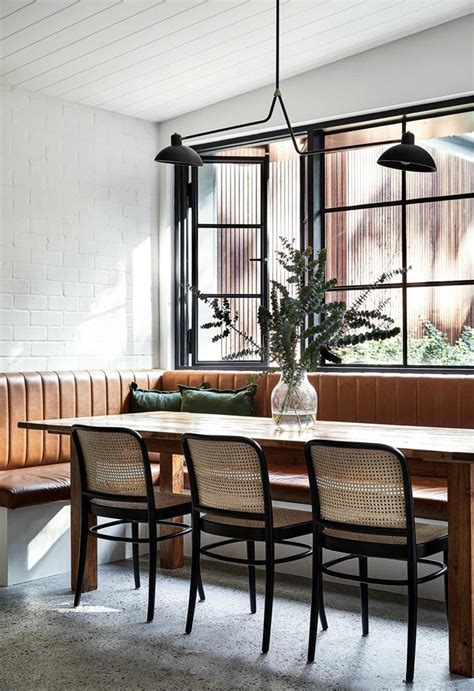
405,560,418,683
186,518,201,634
307,547,322,662
198,569,205,602
74,508,89,608
319,572,328,631
359,556,369,636
146,523,157,623
132,522,140,590
261,540,275,654
247,541,257,614
443,549,448,620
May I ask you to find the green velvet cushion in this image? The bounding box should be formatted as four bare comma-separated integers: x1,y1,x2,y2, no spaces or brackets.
129,382,209,413
180,385,257,416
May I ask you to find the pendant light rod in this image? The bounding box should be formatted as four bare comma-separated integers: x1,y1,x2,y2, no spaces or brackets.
156,0,435,171
275,0,280,89
180,0,333,158
181,96,278,143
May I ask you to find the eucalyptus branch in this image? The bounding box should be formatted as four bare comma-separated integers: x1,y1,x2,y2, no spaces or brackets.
188,238,401,378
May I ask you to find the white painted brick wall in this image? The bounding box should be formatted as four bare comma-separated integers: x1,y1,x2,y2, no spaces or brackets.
0,85,160,372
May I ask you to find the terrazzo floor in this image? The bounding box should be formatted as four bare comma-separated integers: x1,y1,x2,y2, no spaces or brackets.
0,557,470,691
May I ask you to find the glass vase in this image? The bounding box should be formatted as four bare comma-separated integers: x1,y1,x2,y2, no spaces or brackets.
271,371,317,431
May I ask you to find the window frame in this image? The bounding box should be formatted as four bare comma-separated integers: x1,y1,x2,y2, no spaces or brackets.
190,153,269,368
173,96,474,373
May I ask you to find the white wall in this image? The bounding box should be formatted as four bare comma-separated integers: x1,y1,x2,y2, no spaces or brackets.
157,16,473,368
0,85,160,372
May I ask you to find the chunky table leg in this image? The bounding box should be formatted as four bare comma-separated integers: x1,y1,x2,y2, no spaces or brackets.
448,463,474,677
70,438,97,592
158,452,185,569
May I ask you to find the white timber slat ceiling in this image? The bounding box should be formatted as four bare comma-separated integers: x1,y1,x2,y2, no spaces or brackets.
0,0,472,122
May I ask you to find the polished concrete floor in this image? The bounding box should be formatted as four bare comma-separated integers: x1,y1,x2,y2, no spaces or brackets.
0,557,469,691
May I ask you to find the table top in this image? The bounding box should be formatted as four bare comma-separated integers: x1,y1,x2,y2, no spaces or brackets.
19,411,474,463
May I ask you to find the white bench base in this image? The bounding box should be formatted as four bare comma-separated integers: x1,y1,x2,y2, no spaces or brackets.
0,502,147,587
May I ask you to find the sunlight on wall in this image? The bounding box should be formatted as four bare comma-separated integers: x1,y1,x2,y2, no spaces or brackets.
72,236,154,363
27,505,69,570
132,236,152,344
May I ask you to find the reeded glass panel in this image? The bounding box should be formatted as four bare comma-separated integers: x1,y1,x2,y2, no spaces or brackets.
325,125,402,207
407,285,474,365
197,227,261,294
325,207,402,286
325,288,403,365
268,138,304,297
197,298,262,362
407,112,474,199
407,198,473,282
198,162,261,225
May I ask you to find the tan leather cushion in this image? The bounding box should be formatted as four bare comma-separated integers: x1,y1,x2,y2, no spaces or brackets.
411,476,448,521
0,462,161,509
0,463,71,509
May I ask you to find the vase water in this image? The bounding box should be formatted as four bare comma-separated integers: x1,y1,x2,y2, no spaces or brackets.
271,371,317,431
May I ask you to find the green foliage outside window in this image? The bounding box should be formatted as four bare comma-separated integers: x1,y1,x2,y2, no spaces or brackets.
337,321,474,366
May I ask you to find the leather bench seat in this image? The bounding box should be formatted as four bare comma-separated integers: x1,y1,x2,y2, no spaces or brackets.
0,463,161,510
410,476,448,521
0,464,71,510
183,466,448,519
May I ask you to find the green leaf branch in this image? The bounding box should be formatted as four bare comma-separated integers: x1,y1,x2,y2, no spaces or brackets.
189,237,403,382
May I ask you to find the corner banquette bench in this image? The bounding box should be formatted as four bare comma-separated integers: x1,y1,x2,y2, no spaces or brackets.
0,370,164,510
1,368,473,522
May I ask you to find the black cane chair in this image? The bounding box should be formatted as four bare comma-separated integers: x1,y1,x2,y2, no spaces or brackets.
72,425,204,622
305,439,448,683
182,433,327,653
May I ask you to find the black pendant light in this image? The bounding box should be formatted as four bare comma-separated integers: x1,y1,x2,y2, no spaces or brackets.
377,131,436,172
154,0,436,173
154,133,203,167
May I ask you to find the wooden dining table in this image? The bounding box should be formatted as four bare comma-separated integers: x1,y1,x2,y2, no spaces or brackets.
19,411,474,677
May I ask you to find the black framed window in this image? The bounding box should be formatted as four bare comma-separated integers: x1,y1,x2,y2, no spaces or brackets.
174,98,473,371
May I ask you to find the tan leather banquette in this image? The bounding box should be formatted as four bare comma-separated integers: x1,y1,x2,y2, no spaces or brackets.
1,368,473,519
0,369,164,509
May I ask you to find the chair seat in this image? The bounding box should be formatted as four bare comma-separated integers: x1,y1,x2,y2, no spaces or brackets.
324,522,448,545
91,488,191,512
202,507,312,536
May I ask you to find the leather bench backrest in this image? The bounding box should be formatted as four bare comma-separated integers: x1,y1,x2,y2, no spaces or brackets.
161,370,474,429
1,368,472,471
0,369,163,470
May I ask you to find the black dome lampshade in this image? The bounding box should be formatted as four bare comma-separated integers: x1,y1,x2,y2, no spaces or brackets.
377,131,436,172
154,133,203,167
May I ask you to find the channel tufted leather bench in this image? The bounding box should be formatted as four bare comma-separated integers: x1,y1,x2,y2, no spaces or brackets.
2,368,473,520
0,369,164,510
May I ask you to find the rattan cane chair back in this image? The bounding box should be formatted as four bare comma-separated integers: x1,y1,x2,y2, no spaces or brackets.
183,436,268,514
307,442,408,529
72,426,150,498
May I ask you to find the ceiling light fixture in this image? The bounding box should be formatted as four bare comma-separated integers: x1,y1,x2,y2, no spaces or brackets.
155,0,436,173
